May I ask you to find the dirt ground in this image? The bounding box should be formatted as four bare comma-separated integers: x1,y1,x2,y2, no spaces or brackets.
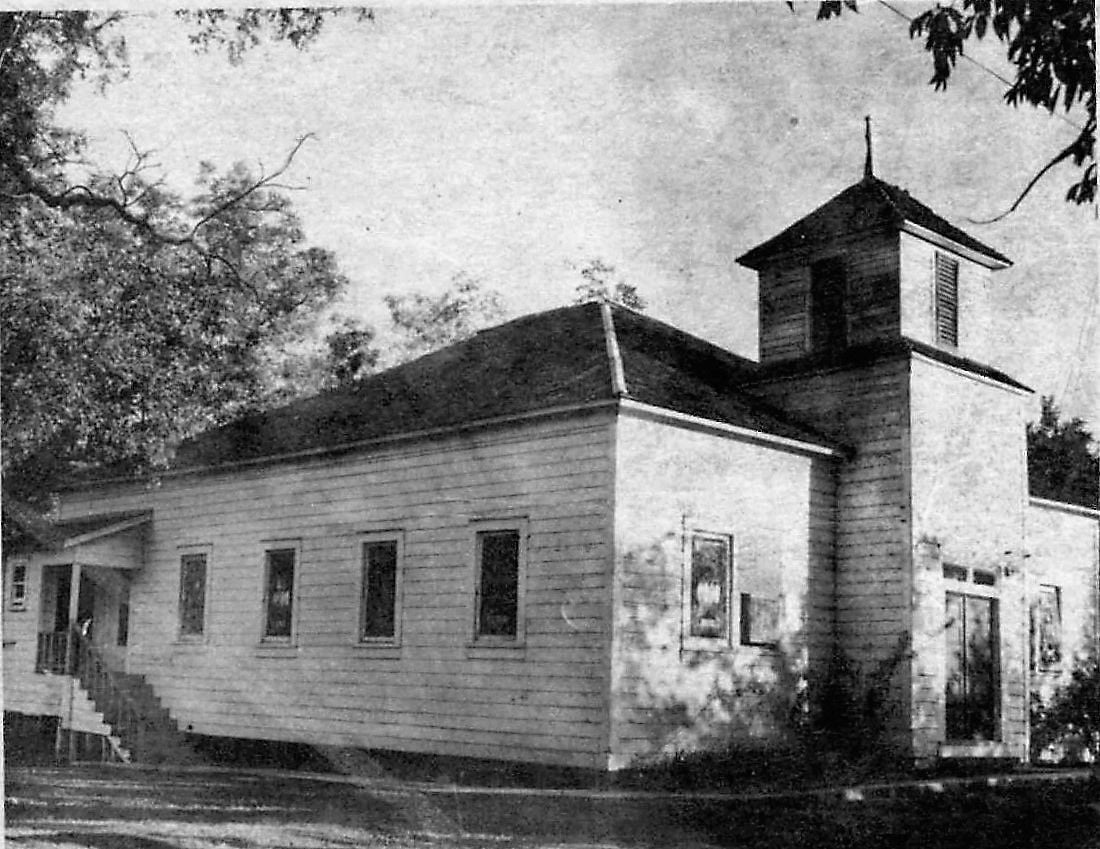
5,764,1100,849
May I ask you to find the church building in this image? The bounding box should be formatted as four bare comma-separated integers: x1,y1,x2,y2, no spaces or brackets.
4,155,1097,770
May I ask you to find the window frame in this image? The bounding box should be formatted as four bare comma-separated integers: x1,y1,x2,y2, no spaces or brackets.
260,540,301,645
470,518,528,645
682,530,734,651
177,545,212,641
358,531,405,646
934,251,960,348
1033,584,1063,672
7,560,28,612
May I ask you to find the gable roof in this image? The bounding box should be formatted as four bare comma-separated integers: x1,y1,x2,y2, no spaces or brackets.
736,176,1012,270
160,302,839,475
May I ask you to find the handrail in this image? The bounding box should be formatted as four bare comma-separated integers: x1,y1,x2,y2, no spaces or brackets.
69,628,145,761
35,632,69,674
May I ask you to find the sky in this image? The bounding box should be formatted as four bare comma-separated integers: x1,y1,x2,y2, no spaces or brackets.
58,2,1098,425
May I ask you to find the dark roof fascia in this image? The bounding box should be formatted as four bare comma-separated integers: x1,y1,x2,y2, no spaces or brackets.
736,221,895,270
60,398,622,492
736,177,1011,270
906,339,1032,393
745,337,1032,394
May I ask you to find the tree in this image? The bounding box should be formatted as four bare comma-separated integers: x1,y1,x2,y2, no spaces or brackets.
814,0,1095,211
1,11,356,504
573,259,647,311
2,163,349,504
1027,396,1099,509
382,273,505,365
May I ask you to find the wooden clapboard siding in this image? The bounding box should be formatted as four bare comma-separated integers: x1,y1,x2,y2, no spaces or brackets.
58,411,616,769
907,355,1030,759
758,230,900,363
1026,500,1100,712
899,233,995,364
749,356,913,752
3,553,62,717
608,410,835,769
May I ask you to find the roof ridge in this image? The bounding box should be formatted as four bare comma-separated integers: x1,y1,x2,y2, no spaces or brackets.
598,300,628,397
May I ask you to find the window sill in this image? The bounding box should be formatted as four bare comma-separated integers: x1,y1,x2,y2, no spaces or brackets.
466,642,526,660
353,643,402,659
255,642,299,658
938,741,1019,760
681,640,733,654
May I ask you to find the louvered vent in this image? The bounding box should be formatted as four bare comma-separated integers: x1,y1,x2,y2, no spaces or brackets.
934,253,959,347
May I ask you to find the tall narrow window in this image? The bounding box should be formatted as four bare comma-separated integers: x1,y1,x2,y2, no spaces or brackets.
1033,585,1062,671
263,548,297,640
945,593,999,741
810,257,847,352
361,537,402,642
687,533,732,642
178,553,208,637
934,253,959,347
475,528,522,640
117,599,130,647
8,562,27,611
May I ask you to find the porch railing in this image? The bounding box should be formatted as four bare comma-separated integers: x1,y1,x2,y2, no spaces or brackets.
70,628,145,760
35,632,69,674
34,629,144,760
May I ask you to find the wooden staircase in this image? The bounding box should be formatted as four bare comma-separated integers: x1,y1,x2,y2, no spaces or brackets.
71,631,203,765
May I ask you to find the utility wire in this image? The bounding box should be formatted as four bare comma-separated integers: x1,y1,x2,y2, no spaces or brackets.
876,0,1086,133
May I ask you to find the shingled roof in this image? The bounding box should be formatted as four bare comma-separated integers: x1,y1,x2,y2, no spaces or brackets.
736,175,1012,270
168,302,839,473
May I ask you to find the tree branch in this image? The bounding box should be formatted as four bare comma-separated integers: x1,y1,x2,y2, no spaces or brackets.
966,134,1084,224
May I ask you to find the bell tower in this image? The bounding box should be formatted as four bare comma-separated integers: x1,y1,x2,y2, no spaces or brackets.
737,119,1012,367
737,126,1031,763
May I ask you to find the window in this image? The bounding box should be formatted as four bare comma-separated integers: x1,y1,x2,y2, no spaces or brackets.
263,547,297,641
810,257,847,351
945,592,999,741
686,532,732,644
178,552,208,637
117,599,130,647
934,252,959,347
474,526,525,641
360,535,403,643
8,562,27,611
1033,585,1062,671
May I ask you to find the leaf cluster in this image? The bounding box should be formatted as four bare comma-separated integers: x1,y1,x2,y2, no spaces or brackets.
1026,396,1099,509
814,0,1095,207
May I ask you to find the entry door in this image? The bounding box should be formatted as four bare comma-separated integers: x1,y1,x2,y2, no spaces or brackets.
50,572,95,633
945,593,998,741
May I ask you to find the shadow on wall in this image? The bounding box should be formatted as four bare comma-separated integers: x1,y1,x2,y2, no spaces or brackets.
615,536,913,781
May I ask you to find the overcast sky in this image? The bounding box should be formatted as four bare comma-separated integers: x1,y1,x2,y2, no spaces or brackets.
59,2,1098,424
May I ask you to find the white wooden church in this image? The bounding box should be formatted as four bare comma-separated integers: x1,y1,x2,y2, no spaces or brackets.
5,156,1097,770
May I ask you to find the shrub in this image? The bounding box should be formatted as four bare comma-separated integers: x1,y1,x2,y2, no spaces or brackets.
1031,658,1100,764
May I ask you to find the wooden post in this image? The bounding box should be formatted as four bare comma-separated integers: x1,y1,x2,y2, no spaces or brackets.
65,562,81,762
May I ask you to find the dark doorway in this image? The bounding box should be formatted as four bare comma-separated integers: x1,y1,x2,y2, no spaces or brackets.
52,572,95,633
945,593,999,741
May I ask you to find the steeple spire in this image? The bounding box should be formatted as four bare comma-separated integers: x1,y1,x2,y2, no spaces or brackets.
864,115,874,179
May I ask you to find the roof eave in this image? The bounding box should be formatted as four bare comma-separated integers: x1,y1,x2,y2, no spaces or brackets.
899,220,1012,269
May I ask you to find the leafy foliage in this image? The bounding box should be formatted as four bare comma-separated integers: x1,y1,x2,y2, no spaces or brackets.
1027,396,1099,509
1,165,348,503
382,273,505,365
1031,658,1100,762
573,259,647,311
0,11,356,504
815,0,1096,208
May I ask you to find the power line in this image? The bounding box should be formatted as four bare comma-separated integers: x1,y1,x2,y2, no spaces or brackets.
876,0,1085,133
